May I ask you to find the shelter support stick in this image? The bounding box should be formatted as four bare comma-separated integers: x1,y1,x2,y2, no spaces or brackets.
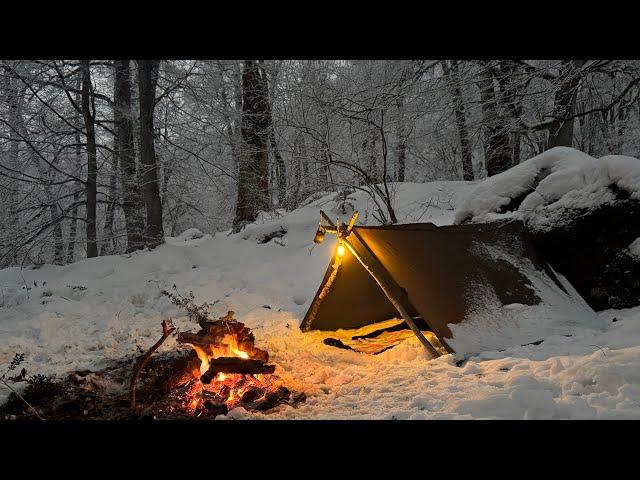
342,237,441,359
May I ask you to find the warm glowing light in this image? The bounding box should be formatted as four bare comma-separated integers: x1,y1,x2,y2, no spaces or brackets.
231,347,249,359
337,244,345,256
217,372,226,381
192,345,210,375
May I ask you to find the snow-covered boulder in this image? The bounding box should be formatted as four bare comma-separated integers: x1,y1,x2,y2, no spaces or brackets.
165,228,213,246
176,228,204,241
455,147,640,311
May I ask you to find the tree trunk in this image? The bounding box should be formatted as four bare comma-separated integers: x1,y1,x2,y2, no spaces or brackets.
114,60,144,253
442,60,474,180
80,60,98,258
363,126,379,183
547,60,586,149
66,104,82,264
137,59,165,248
232,60,270,230
3,67,23,265
66,83,84,263
271,131,286,207
257,63,286,208
395,108,407,182
394,75,408,183
48,173,64,265
477,64,512,177
100,149,118,256
495,60,524,167
288,131,303,210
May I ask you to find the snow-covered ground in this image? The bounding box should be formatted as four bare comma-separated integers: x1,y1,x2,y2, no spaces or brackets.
2,180,640,419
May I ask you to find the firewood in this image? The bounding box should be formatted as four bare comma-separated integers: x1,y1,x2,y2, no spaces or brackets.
177,329,270,363
254,386,291,411
200,358,275,384
240,386,265,403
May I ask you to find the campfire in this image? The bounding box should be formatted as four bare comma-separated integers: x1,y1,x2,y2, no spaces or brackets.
1,293,304,420
150,310,304,418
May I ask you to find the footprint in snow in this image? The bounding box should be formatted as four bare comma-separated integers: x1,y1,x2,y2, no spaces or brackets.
292,295,307,306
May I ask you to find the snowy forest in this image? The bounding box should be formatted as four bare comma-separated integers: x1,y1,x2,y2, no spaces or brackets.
2,59,638,267
1,59,640,422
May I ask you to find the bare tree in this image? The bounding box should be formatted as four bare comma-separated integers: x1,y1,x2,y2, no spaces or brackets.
547,60,587,148
114,60,144,252
442,60,474,180
233,60,270,230
477,62,512,176
79,60,98,258
137,59,164,248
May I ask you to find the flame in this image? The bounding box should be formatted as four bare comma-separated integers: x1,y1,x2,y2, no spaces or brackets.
231,347,249,359
192,345,211,376
188,333,251,377
184,330,275,412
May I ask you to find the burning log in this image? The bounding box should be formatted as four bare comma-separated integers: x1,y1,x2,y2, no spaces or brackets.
176,311,269,363
200,358,275,384
145,305,305,416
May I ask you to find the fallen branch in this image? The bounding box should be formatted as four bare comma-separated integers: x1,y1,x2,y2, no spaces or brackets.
129,319,176,410
0,378,45,420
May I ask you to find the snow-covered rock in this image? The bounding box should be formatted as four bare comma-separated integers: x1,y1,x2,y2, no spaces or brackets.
455,147,640,228
455,147,640,310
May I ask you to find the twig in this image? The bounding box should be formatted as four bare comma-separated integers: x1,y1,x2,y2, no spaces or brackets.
0,378,45,420
129,319,176,410
589,345,607,357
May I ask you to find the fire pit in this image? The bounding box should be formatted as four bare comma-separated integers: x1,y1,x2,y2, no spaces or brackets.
150,310,304,418
1,303,304,420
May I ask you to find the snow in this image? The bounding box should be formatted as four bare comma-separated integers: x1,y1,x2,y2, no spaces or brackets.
445,236,605,355
629,238,640,260
169,228,208,243
2,180,640,419
454,147,640,230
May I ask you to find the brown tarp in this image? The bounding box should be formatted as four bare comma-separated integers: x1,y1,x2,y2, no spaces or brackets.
300,220,575,352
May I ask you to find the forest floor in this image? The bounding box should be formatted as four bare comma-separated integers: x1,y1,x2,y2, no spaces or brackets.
1,181,640,419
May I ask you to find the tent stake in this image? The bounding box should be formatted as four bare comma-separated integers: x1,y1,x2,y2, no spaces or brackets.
341,238,441,359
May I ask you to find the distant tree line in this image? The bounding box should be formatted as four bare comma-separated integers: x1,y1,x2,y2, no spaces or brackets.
1,59,639,266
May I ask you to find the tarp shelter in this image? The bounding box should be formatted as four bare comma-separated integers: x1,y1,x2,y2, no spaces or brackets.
301,219,603,355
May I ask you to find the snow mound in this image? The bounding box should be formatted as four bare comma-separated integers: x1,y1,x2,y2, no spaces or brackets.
166,228,214,246
454,147,640,227
178,228,204,240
